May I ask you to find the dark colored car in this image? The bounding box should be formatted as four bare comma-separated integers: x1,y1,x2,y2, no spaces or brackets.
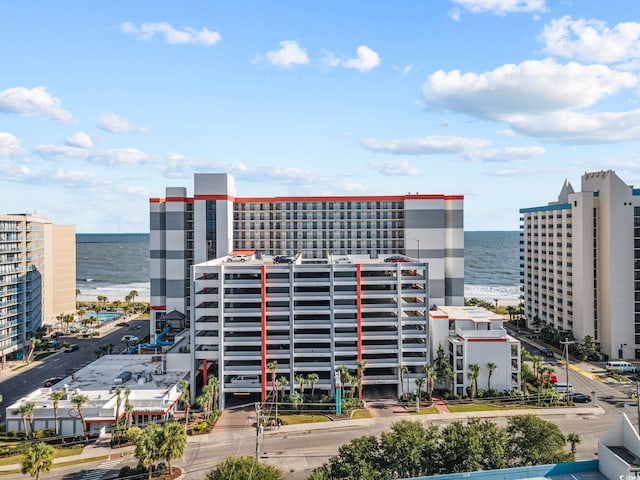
273,255,295,264
43,376,64,387
116,322,130,327
65,344,79,352
540,348,554,358
568,393,591,403
384,255,413,263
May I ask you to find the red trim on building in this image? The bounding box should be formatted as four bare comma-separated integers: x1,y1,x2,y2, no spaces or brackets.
149,197,194,203
202,358,208,385
150,305,166,311
261,265,267,404
230,250,257,255
467,338,507,342
194,194,235,201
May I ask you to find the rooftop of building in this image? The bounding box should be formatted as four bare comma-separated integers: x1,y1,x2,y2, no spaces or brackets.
198,253,426,268
431,306,504,322
7,354,188,412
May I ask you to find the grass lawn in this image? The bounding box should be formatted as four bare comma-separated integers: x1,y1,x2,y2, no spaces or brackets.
446,404,509,413
408,405,439,415
0,445,84,467
279,414,332,425
351,409,373,419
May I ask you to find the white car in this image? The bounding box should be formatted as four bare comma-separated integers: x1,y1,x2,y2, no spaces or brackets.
121,335,139,343
230,375,260,384
227,254,249,262
335,257,352,264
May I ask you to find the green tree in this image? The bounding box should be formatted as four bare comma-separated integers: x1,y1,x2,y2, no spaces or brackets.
422,363,436,400
356,359,367,399
14,402,34,437
414,378,425,408
21,442,54,480
433,344,450,386
531,355,543,378
295,374,306,396
71,393,89,437
307,373,319,399
470,418,508,470
566,432,581,458
467,363,480,399
208,376,220,412
179,379,190,429
267,360,278,403
290,391,303,410
325,435,384,480
575,335,599,361
398,364,408,400
113,386,122,433
206,456,284,480
506,414,572,466
438,421,484,473
486,361,497,391
135,423,161,479
379,420,439,478
49,391,65,436
158,422,187,474
276,376,289,402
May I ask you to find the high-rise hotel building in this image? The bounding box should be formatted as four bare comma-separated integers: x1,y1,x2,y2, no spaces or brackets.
0,214,76,358
520,170,640,360
150,173,465,326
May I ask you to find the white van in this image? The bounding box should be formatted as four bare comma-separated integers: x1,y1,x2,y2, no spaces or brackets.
230,375,260,384
606,361,637,373
552,382,574,394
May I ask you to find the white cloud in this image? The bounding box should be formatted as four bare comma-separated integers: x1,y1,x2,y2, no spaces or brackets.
0,86,73,122
97,113,148,133
539,16,640,65
423,59,638,120
342,46,381,72
33,144,89,159
464,146,546,162
0,133,25,158
368,159,419,176
0,162,107,188
361,135,491,155
260,41,309,67
120,21,221,46
509,109,640,144
393,64,413,75
88,147,151,165
450,0,546,15
497,128,516,136
65,131,93,149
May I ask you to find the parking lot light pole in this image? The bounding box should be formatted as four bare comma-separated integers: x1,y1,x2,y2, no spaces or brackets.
560,339,574,399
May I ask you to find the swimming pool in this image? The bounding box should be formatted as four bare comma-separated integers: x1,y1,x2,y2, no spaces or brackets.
82,312,124,323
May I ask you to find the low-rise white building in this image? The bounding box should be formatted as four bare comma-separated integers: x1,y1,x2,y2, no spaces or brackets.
5,354,188,437
429,306,520,396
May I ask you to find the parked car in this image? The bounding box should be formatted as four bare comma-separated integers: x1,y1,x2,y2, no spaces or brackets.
606,361,638,373
540,348,554,358
230,375,260,384
122,334,139,343
43,376,64,387
334,257,352,264
568,392,591,403
64,344,79,352
273,255,296,264
227,254,249,262
51,331,65,338
116,322,130,327
384,255,412,263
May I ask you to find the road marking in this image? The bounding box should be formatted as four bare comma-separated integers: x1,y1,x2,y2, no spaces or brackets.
78,458,123,480
558,360,607,383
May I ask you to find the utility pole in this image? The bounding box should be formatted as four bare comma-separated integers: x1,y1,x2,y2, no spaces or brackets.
560,339,575,399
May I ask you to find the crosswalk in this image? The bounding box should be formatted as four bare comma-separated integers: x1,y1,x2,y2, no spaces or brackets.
78,458,123,480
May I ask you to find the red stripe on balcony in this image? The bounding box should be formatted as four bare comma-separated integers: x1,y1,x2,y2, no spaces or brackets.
202,358,208,385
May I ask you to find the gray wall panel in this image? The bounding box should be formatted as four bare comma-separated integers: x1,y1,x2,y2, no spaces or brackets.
166,250,186,260
150,279,166,296
445,277,464,298
404,209,445,229
150,250,166,259
165,212,186,230
166,279,188,299
445,210,464,229
150,212,164,231
444,248,464,258
429,279,445,300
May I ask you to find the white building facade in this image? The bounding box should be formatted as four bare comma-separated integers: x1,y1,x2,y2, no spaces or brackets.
150,173,464,333
520,170,640,360
190,256,428,408
429,306,521,396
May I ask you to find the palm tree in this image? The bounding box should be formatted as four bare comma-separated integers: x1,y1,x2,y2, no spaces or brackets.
338,365,350,399
307,373,320,399
295,374,306,396
136,423,161,479
532,355,543,378
276,376,289,402
15,403,33,437
486,361,497,391
467,363,481,399
96,295,108,312
290,391,303,410
196,391,209,418
49,391,65,436
566,432,581,456
71,393,89,437
129,290,139,303
356,359,367,399
21,442,54,480
24,401,36,436
179,380,190,429
209,377,220,412
125,403,134,429
423,363,436,400
113,386,122,433
26,338,41,363
267,360,278,403
399,364,408,400
445,366,455,396
124,386,132,428
159,422,187,475
414,377,425,411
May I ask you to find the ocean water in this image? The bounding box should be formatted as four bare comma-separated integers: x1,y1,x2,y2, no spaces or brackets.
76,233,150,300
75,231,521,302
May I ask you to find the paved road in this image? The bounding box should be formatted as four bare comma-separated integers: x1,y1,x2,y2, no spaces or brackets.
0,318,148,421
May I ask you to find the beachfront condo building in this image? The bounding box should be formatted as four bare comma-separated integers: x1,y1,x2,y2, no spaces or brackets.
190,255,429,408
0,214,76,359
149,173,465,329
520,170,640,360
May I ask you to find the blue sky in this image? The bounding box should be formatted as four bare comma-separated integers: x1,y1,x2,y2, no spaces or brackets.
2,0,640,232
